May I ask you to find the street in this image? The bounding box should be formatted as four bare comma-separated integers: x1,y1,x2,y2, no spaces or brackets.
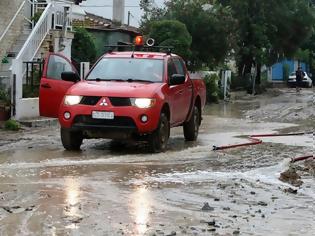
0,88,314,236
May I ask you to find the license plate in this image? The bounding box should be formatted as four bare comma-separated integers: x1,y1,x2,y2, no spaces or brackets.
92,111,114,120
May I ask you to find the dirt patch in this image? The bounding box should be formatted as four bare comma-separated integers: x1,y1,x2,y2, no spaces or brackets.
243,89,315,123
279,166,303,187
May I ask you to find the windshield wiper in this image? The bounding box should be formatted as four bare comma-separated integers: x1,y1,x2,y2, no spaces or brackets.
88,78,125,82
126,78,154,83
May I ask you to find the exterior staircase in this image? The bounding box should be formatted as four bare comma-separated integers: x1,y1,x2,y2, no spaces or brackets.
0,0,81,120
0,24,32,90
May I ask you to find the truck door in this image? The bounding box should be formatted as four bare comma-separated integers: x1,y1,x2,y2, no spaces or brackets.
39,53,78,118
173,57,192,123
167,59,182,124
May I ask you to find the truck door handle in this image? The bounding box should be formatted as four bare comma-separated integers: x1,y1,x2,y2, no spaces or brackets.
178,90,183,95
41,83,51,89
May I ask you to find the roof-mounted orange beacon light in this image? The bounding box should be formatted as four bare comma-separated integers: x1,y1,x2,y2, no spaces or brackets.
135,36,144,46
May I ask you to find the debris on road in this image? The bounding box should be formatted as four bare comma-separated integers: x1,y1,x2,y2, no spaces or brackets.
1,205,35,214
201,202,214,211
284,188,298,194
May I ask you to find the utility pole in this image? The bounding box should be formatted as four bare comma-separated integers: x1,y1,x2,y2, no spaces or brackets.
113,0,125,24
127,11,130,25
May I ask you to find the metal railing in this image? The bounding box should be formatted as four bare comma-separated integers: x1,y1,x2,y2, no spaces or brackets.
0,1,26,44
53,1,73,30
11,2,52,102
14,3,52,66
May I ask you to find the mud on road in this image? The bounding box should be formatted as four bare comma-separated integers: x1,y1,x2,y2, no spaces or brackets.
0,88,314,236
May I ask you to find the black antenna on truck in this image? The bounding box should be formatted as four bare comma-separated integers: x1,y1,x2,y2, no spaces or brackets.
131,47,135,58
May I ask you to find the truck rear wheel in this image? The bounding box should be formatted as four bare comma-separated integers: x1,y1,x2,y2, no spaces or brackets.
61,128,83,151
149,113,170,153
183,105,200,141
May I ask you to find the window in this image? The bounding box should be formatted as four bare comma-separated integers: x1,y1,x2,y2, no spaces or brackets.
86,58,164,82
173,58,186,76
47,55,74,80
168,60,177,80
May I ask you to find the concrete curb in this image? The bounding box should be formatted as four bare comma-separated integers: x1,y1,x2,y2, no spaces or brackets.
18,118,58,128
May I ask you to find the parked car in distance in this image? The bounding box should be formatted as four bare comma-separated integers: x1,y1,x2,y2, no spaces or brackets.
39,51,206,153
288,71,313,88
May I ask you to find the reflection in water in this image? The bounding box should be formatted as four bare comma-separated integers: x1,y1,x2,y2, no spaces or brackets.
130,186,152,235
64,178,81,229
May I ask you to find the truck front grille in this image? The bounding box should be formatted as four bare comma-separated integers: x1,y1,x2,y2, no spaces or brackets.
108,97,131,106
80,96,101,105
73,115,136,128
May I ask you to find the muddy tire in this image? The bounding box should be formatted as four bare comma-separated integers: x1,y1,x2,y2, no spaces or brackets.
148,113,170,153
183,105,200,141
60,128,83,151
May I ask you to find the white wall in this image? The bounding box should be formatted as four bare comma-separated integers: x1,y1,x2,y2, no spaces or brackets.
15,98,39,120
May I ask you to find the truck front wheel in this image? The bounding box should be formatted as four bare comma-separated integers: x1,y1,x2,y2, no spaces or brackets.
183,105,200,141
148,113,170,153
61,128,83,151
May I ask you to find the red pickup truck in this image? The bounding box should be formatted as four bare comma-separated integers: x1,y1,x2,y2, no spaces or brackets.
39,51,206,152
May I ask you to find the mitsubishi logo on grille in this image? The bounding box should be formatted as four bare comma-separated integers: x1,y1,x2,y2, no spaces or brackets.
100,98,108,106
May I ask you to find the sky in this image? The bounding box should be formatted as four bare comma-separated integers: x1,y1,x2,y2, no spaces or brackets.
80,0,165,27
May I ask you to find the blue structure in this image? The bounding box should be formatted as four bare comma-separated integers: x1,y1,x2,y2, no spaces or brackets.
271,59,307,81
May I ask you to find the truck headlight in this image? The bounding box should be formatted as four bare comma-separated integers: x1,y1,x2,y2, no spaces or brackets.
64,95,82,105
131,98,155,108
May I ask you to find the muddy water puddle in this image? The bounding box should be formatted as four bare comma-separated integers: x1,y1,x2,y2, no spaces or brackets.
0,89,314,235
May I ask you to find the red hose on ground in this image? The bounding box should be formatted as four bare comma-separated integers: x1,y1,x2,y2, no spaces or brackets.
290,155,314,163
212,132,312,151
212,132,314,165
212,137,262,150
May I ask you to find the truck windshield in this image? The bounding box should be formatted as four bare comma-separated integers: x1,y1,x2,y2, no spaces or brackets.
86,58,164,83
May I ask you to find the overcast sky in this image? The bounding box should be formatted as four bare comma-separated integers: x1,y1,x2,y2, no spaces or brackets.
80,0,165,27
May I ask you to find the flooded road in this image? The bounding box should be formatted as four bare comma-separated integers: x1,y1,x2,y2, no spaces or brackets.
0,88,314,235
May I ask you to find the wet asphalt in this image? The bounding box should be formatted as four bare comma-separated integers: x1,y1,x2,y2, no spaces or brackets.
0,88,314,236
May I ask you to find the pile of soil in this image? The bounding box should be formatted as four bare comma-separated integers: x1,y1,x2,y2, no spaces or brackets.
279,166,303,187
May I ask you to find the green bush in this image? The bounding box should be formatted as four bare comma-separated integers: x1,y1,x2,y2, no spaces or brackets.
31,11,43,25
204,74,220,103
4,119,20,131
72,27,97,63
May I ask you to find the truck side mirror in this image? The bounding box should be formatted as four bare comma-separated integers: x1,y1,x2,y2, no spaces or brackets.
61,71,80,82
169,74,185,86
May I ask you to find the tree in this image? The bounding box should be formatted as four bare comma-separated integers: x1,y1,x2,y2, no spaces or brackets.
300,2,315,78
140,0,236,70
71,27,97,63
149,20,192,60
140,0,167,34
219,0,315,85
141,0,315,84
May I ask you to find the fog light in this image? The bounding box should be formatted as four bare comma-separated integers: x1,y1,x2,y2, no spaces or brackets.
64,112,71,120
140,115,148,123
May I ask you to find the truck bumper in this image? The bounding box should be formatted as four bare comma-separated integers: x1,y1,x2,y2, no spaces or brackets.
58,103,161,138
